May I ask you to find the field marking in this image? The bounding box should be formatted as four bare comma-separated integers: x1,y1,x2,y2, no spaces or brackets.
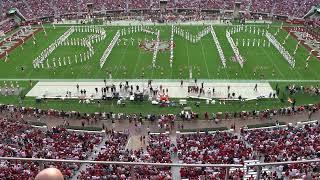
217,29,231,79
260,45,286,79
169,27,174,79
196,26,211,79
185,36,191,78
275,30,305,79
131,32,148,78
4,25,316,81
151,31,160,79
80,28,113,79
238,27,302,80
292,47,319,78
289,41,320,79
113,43,130,78
278,29,312,80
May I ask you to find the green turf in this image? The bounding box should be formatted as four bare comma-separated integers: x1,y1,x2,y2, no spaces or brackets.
0,24,319,116
0,81,318,118
0,24,319,80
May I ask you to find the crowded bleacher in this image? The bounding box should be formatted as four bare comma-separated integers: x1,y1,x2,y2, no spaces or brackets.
0,0,319,179
241,123,320,179
1,116,315,179
79,132,130,179
0,118,104,179
0,0,318,36
0,104,319,179
0,0,318,20
79,132,172,179
0,0,318,37
177,131,252,179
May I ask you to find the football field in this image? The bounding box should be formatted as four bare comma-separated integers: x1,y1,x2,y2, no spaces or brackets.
1,23,320,81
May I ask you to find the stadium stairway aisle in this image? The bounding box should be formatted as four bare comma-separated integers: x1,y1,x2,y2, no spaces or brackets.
237,132,271,180
170,133,181,180
125,135,148,150
71,134,109,180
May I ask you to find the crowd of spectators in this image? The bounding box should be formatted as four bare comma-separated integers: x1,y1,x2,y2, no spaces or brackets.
273,0,296,17
79,132,172,179
0,118,103,179
27,0,54,18
200,0,224,10
177,131,252,179
294,0,320,18
0,0,318,22
135,133,172,179
79,132,131,179
150,0,160,10
0,104,319,179
168,0,200,10
128,0,151,10
92,0,127,11
241,122,320,179
52,0,78,15
0,97,320,127
1,0,33,19
272,0,320,18
0,19,17,35
174,121,320,179
251,0,274,14
242,123,320,162
211,103,320,122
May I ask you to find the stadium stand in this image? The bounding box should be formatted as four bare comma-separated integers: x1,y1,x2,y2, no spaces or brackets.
28,0,54,18
0,119,103,179
200,0,224,10
79,132,172,179
177,131,251,179
0,19,16,34
241,123,320,179
79,132,130,179
128,0,151,10
0,0,319,21
0,0,320,179
0,112,319,179
251,0,274,14
134,133,172,179
241,123,320,162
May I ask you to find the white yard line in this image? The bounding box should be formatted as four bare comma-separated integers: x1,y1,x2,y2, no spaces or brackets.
185,37,191,78
77,27,109,78
170,26,174,79
112,40,130,77
260,46,286,79
131,32,148,77
197,26,211,79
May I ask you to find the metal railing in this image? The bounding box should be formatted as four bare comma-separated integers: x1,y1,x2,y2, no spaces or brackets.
246,159,320,179
0,157,319,180
0,156,241,180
